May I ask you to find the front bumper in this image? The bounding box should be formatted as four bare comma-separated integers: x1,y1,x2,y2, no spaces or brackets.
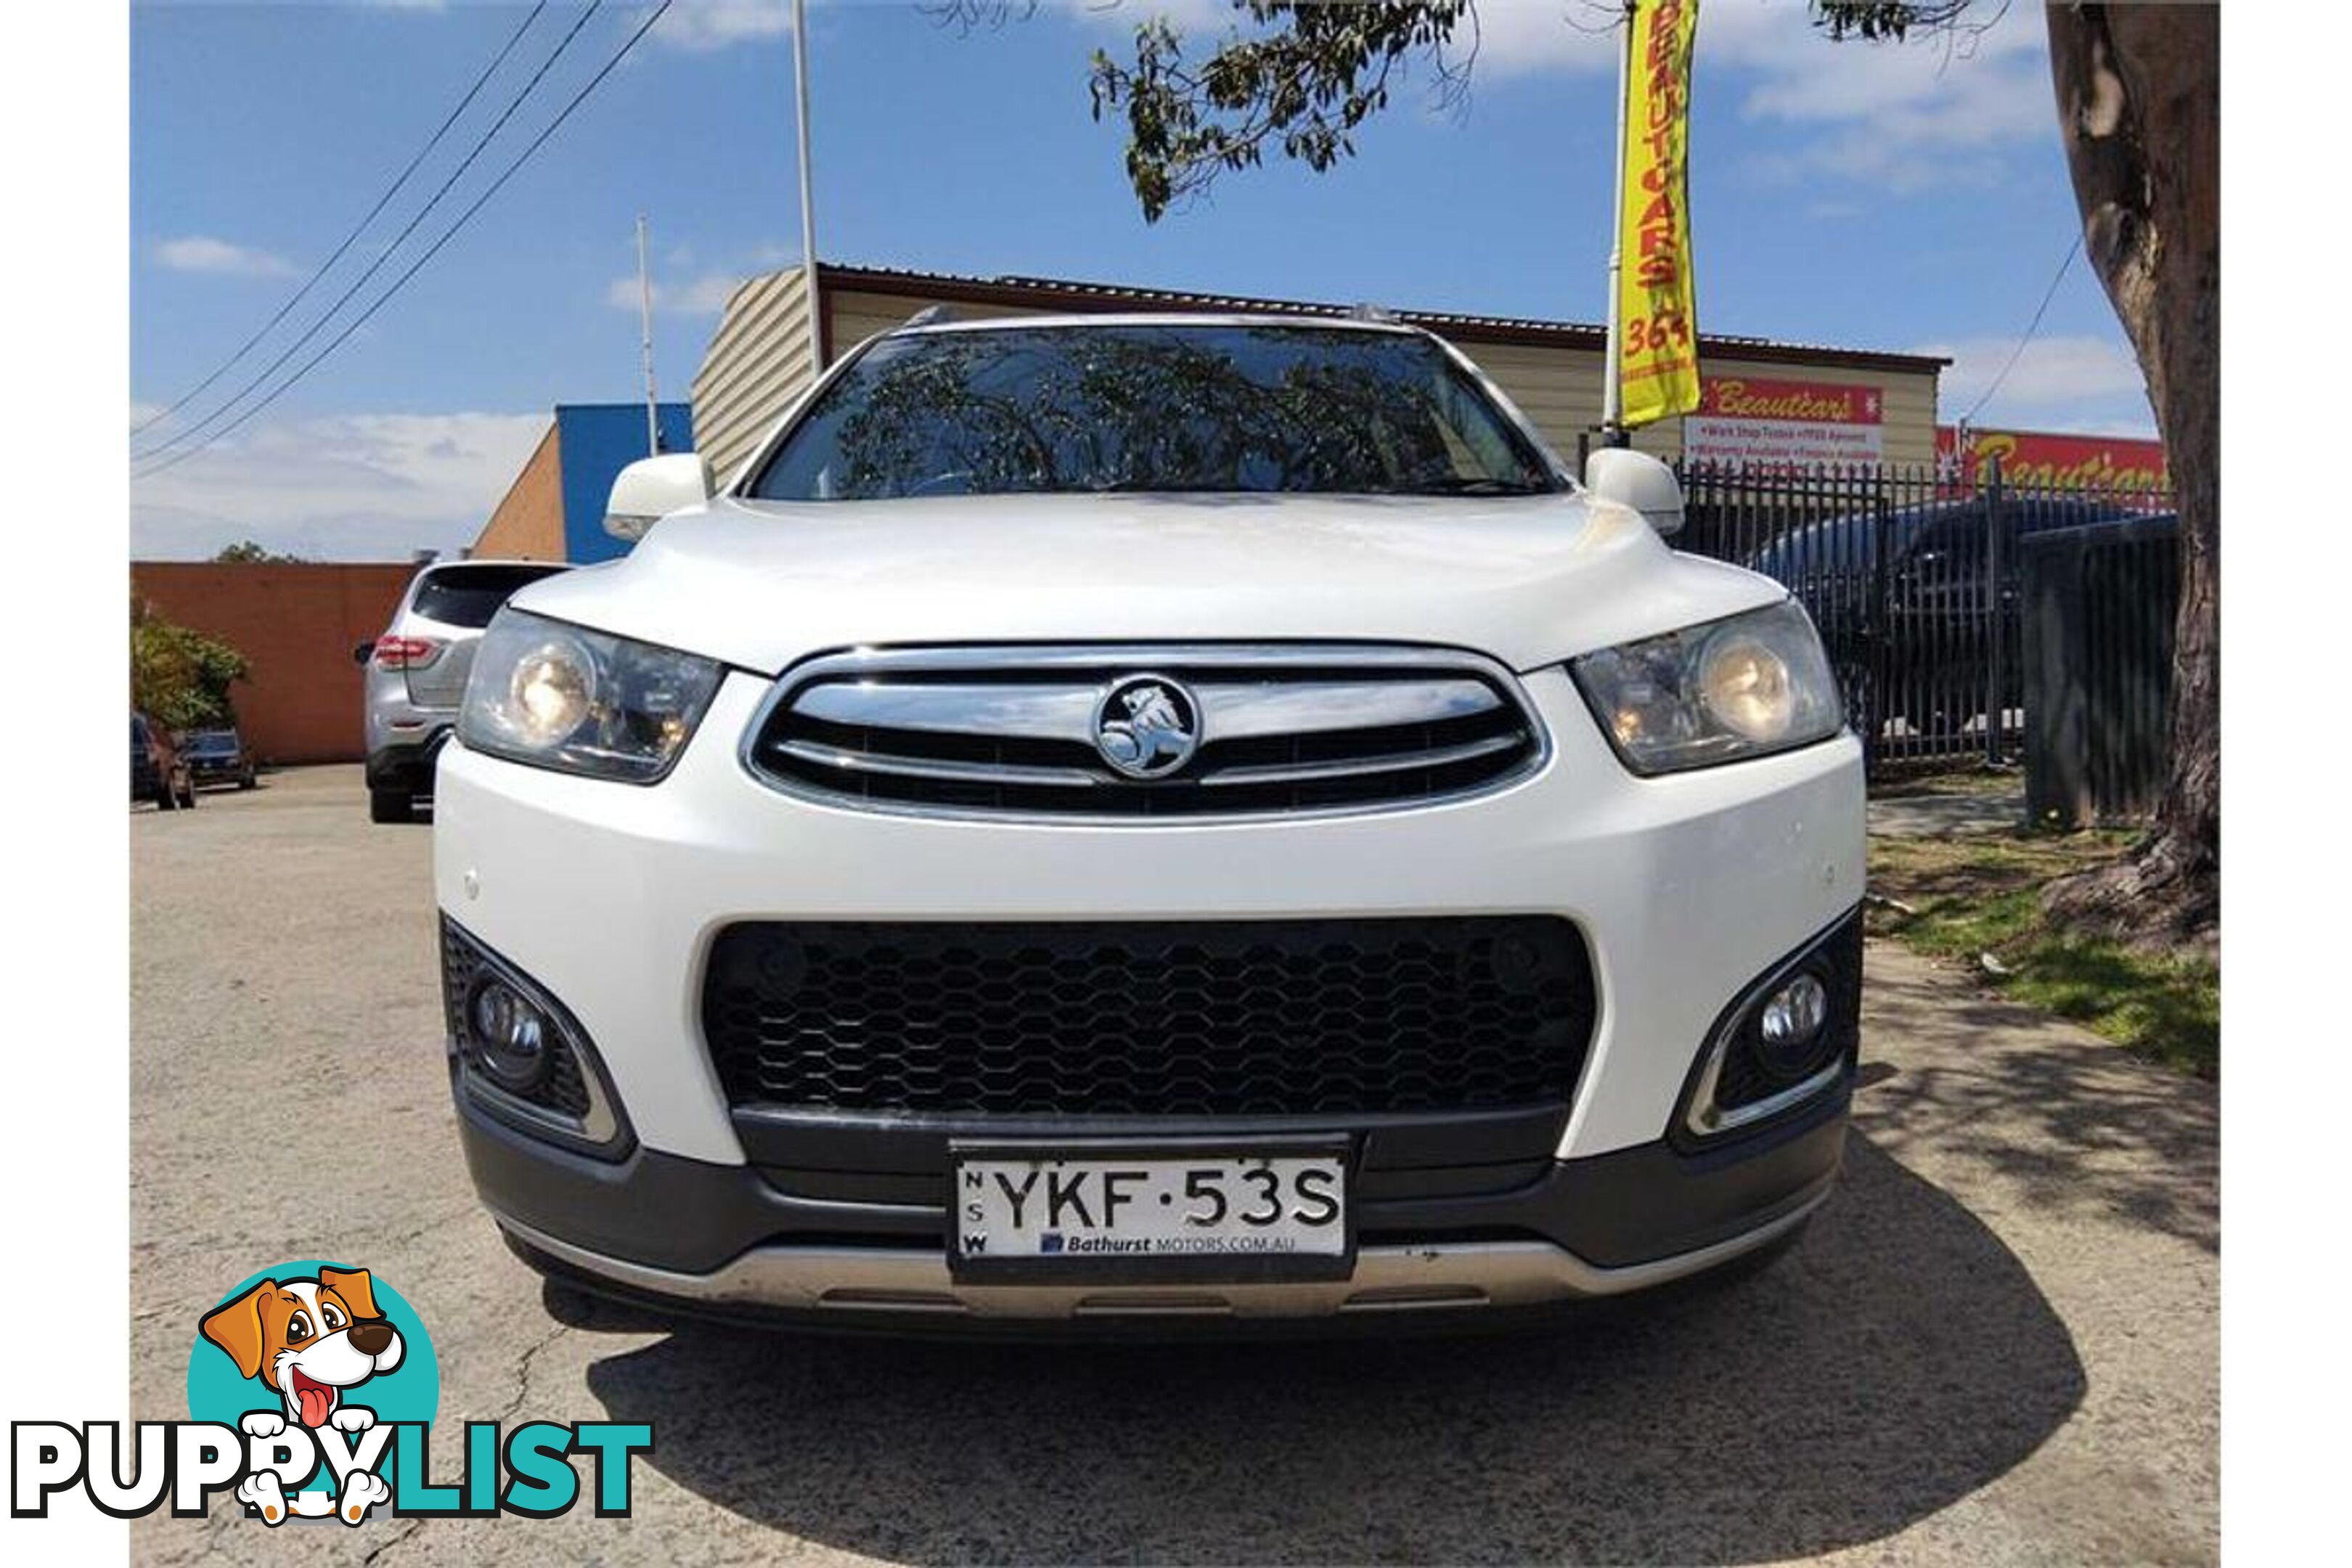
434,661,1866,1324
460,1071,1848,1326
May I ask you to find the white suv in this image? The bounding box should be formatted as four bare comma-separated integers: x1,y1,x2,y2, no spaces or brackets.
434,314,1863,1330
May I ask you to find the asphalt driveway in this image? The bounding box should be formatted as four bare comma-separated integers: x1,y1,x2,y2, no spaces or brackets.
128,767,2216,1565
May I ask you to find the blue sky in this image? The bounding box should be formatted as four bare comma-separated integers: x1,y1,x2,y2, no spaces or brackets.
128,0,2155,559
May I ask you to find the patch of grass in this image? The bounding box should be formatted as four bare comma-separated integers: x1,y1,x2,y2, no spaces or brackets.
1869,830,2218,1079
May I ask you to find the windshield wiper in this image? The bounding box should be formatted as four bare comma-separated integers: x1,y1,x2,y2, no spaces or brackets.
1082,478,1249,494
1395,476,1552,497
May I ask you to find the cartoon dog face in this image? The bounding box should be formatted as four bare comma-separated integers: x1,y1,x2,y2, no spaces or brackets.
200,1267,404,1429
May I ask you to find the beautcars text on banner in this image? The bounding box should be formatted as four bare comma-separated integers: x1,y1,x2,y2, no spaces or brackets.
1617,0,1702,428
1684,376,1884,468
1935,425,2170,492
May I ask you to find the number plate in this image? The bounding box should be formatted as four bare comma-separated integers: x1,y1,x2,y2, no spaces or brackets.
948,1140,1353,1283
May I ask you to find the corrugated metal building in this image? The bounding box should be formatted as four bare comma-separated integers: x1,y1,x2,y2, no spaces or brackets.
691,263,1949,491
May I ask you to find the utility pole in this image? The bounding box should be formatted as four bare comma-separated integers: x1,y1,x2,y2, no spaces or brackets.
636,213,660,456
791,0,822,381
1598,0,1635,449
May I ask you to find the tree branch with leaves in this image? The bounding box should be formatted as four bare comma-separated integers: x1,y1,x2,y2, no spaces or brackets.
131,596,250,732
1082,1,1477,221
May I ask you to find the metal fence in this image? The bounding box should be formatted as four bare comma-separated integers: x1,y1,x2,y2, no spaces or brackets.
2020,512,2182,825
1670,459,2177,770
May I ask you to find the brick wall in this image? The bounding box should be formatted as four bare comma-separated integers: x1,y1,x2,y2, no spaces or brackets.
474,422,565,560
131,562,420,764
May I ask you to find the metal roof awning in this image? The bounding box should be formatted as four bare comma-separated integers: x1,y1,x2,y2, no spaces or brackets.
805,261,1951,376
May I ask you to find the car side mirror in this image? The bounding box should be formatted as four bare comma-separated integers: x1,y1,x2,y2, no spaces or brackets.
605,453,712,541
353,640,377,667
1583,447,1685,537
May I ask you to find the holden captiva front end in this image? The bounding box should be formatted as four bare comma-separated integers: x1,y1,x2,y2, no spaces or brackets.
432,314,1865,1330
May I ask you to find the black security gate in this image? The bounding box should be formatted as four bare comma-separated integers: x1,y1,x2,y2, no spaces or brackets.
1671,459,2176,770
2019,513,2182,825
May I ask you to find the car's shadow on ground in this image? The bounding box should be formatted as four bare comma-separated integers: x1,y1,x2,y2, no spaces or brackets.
564,1131,2083,1564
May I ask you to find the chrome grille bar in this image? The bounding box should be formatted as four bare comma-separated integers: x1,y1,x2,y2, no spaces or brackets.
1194,679,1502,740
771,739,1104,789
789,682,1098,741
786,677,1503,743
1196,731,1524,787
743,642,1548,821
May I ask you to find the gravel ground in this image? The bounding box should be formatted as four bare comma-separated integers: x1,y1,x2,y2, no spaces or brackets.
1866,789,2029,838
128,767,2216,1566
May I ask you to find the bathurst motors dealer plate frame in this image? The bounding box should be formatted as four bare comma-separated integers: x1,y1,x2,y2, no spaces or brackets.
947,1138,1357,1286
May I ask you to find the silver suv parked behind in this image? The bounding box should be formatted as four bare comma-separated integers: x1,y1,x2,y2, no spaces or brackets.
358,560,570,822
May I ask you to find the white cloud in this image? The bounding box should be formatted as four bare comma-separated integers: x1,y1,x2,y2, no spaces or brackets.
2061,413,2161,440
1916,332,2155,433
1621,0,2054,192
1069,1,1616,73
1706,1,2057,193
1735,18,2055,194
155,235,300,279
655,1,793,52
605,269,749,317
1055,1,1240,34
130,410,548,561
1454,2,1622,76
607,238,799,317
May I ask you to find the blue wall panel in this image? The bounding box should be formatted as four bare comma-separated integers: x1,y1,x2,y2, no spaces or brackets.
557,401,696,564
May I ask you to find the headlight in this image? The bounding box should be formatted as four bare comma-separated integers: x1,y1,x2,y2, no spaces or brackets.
1569,599,1842,775
459,610,723,783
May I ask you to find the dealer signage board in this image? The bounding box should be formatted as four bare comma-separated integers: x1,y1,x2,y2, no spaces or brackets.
1936,425,2169,494
1683,375,1885,469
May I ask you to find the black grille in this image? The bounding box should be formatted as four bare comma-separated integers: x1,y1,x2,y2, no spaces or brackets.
439,919,592,1120
702,918,1596,1117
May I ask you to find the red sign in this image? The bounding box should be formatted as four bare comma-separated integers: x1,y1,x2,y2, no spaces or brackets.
1697,376,1883,425
1936,425,2168,494
1685,375,1885,468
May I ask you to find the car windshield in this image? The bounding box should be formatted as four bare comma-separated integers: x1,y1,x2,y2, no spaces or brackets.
410,564,568,629
188,734,238,756
748,323,1562,501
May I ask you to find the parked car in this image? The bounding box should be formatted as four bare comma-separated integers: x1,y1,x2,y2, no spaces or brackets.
435,314,1863,1334
184,727,258,791
358,559,571,823
1746,494,2167,738
131,712,195,811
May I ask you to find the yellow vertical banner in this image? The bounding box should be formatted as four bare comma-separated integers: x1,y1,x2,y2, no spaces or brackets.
1617,0,1701,428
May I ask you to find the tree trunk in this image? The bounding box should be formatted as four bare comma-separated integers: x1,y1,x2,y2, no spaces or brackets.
2040,2,2218,952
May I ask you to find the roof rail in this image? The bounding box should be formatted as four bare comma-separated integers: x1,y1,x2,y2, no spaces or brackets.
902,304,960,328
1347,303,1400,324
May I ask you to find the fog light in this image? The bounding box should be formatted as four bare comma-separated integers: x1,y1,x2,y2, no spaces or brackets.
466,978,550,1093
1757,971,1831,1072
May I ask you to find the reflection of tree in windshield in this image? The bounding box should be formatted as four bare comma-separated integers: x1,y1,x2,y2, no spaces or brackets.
756,326,1553,499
